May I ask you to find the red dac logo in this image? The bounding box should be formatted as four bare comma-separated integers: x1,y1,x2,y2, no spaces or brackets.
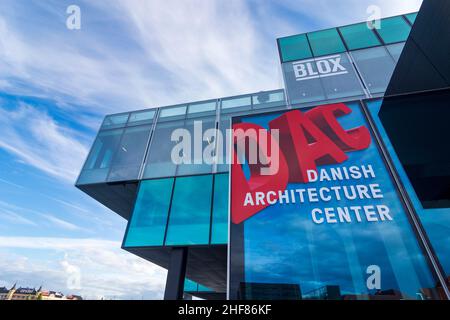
231,103,372,224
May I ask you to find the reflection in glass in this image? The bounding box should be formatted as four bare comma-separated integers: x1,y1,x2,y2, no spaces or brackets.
77,128,123,184
367,98,450,289
351,46,396,94
176,117,216,176
318,54,365,99
386,42,405,62
278,34,312,62
376,16,411,44
101,113,129,129
230,102,441,300
211,173,229,244
221,96,252,113
124,178,173,247
127,110,155,126
143,120,185,179
108,125,152,181
307,28,346,56
252,91,286,110
339,22,381,50
165,175,213,245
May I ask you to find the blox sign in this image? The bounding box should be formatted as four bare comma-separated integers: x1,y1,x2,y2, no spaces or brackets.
293,54,348,81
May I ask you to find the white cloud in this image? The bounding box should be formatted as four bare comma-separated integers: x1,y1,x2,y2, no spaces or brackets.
0,103,88,183
0,236,167,299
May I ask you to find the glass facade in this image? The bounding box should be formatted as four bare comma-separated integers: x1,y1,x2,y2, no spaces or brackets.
211,173,229,244
350,46,396,94
229,101,442,300
78,11,450,300
124,178,173,247
77,128,123,184
375,16,411,44
123,174,228,247
366,94,450,285
277,13,414,63
165,175,213,245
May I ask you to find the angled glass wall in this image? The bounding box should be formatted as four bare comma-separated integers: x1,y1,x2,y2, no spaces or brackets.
77,128,123,184
123,178,174,247
165,175,213,245
123,173,230,247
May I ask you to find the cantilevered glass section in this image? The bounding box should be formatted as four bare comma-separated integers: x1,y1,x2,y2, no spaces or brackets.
77,128,123,184
123,178,174,247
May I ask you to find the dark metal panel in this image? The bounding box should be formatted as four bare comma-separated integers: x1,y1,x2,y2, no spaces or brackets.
386,0,450,96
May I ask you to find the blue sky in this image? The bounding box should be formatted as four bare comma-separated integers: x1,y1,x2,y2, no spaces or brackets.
0,0,422,299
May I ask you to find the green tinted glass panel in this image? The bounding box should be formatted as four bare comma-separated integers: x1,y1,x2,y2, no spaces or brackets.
377,16,411,44
307,28,346,56
278,34,312,62
124,178,173,247
165,175,213,245
339,22,381,50
405,13,418,25
211,173,229,244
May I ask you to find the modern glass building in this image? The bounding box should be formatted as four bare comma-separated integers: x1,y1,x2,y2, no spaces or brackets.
76,3,450,300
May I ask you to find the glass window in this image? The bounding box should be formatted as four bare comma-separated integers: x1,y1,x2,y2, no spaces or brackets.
376,16,411,44
107,125,152,181
123,178,173,247
127,110,155,126
176,117,216,176
318,54,365,99
77,129,123,184
252,91,286,110
386,42,405,62
143,120,185,179
339,22,382,50
165,175,213,245
405,13,418,25
307,28,346,56
187,100,216,116
351,46,396,94
211,173,229,244
278,34,313,63
101,113,129,129
282,60,326,105
159,105,187,121
221,96,252,113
